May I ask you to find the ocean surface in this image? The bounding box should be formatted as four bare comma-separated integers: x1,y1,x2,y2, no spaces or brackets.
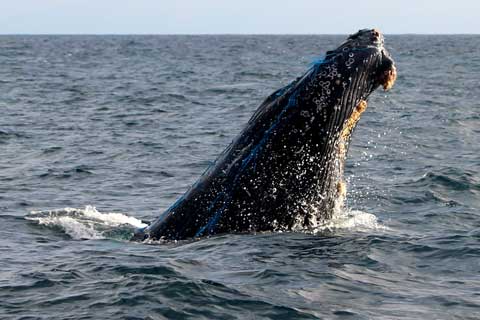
1,35,479,319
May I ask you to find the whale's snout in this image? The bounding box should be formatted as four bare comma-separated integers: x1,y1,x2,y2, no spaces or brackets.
340,28,397,92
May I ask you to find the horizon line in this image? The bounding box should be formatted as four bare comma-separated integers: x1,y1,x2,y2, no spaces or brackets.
1,32,479,36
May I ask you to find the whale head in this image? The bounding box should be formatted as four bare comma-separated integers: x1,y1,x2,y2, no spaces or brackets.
274,28,397,225
307,29,396,134
330,28,396,91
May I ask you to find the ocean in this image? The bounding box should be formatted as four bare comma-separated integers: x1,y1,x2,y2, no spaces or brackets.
0,35,479,319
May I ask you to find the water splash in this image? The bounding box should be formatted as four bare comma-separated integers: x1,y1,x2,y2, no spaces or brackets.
25,202,386,242
25,206,147,240
312,209,389,233
291,187,389,234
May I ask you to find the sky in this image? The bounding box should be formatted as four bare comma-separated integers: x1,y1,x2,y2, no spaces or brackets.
1,0,479,35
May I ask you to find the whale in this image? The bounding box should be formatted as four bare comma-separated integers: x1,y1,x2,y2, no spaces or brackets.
133,29,396,241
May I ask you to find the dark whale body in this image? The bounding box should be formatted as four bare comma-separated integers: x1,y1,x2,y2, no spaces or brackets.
134,29,396,241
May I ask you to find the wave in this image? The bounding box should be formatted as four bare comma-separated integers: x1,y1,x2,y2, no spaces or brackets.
25,206,147,240
401,168,479,192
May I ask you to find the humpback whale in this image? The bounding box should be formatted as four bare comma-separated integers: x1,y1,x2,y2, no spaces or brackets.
133,29,396,241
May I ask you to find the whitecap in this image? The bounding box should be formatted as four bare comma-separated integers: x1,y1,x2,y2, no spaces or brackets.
25,205,147,240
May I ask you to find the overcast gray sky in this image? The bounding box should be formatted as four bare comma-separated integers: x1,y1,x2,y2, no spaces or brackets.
1,0,478,34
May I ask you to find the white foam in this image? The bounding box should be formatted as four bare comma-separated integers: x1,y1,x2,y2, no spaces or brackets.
81,205,146,228
26,204,386,240
312,209,390,233
26,206,147,240
37,216,104,240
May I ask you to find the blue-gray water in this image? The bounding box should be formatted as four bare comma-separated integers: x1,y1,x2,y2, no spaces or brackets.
1,35,479,319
